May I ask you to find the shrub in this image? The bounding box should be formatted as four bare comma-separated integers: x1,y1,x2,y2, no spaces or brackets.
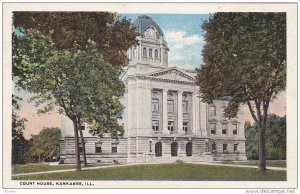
175,160,184,164
113,160,121,165
222,158,234,164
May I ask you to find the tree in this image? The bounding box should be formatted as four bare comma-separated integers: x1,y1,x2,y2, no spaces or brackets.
13,12,137,171
197,13,286,172
13,12,138,71
245,114,286,160
12,95,30,164
13,30,126,171
26,127,61,162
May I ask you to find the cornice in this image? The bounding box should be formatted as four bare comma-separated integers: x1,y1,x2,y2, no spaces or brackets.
148,67,196,81
127,75,196,85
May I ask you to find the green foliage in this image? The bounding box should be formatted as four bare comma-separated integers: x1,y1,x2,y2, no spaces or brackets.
197,13,286,118
245,115,286,160
222,159,233,164
14,31,125,154
26,127,61,163
197,13,286,172
12,12,134,138
12,95,30,164
175,160,184,165
12,12,137,170
12,12,138,70
245,121,259,160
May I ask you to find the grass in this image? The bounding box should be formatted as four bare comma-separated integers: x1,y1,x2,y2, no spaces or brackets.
12,163,110,174
13,163,286,181
231,160,286,168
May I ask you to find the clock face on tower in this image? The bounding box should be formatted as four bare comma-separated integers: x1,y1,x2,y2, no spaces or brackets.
144,27,157,39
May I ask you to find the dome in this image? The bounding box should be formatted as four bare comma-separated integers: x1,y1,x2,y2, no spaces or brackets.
132,15,164,38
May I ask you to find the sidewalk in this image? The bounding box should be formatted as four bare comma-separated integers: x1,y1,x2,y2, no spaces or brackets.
12,162,286,177
187,161,287,171
12,163,138,176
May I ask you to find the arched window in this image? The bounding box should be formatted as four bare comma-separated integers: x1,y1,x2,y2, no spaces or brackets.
149,49,152,58
186,142,192,156
155,142,162,157
155,49,158,59
171,142,178,156
143,48,147,58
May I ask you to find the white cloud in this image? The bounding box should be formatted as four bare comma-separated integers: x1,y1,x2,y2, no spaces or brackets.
165,31,205,69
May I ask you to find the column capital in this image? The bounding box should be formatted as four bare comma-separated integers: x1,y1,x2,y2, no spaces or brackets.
162,88,169,134
177,90,183,94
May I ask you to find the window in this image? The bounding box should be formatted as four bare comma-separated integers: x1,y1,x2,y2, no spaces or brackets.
234,144,238,153
167,100,174,113
209,106,216,116
155,49,158,59
182,101,188,114
205,141,209,152
212,142,217,152
149,141,152,152
149,49,152,58
152,120,159,131
79,144,83,153
223,144,227,153
210,123,216,134
112,144,117,153
222,124,227,134
168,121,175,132
171,142,178,156
143,48,147,57
221,107,226,116
233,124,238,135
80,124,85,131
186,142,192,156
95,143,102,153
183,122,188,132
152,99,159,112
155,142,162,157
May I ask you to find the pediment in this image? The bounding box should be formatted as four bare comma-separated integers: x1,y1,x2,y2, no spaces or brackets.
147,68,195,82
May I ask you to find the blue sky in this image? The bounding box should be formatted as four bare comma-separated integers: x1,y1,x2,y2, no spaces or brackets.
121,14,210,69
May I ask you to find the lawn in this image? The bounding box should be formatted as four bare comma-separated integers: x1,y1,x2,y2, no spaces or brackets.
12,163,110,174
13,163,286,181
231,160,286,168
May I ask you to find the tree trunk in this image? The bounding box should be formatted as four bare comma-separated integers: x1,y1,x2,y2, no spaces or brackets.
72,120,81,171
79,128,87,167
258,123,266,172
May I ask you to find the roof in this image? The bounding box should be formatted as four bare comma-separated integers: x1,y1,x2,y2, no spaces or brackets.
132,15,165,38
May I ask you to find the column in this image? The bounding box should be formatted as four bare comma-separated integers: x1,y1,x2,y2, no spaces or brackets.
162,89,169,134
200,100,208,137
177,90,183,135
139,40,142,60
160,45,163,65
192,92,198,135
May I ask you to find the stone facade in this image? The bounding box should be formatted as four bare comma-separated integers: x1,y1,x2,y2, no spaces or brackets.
60,15,247,164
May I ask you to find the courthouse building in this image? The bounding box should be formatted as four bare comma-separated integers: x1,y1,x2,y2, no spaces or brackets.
60,15,247,164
